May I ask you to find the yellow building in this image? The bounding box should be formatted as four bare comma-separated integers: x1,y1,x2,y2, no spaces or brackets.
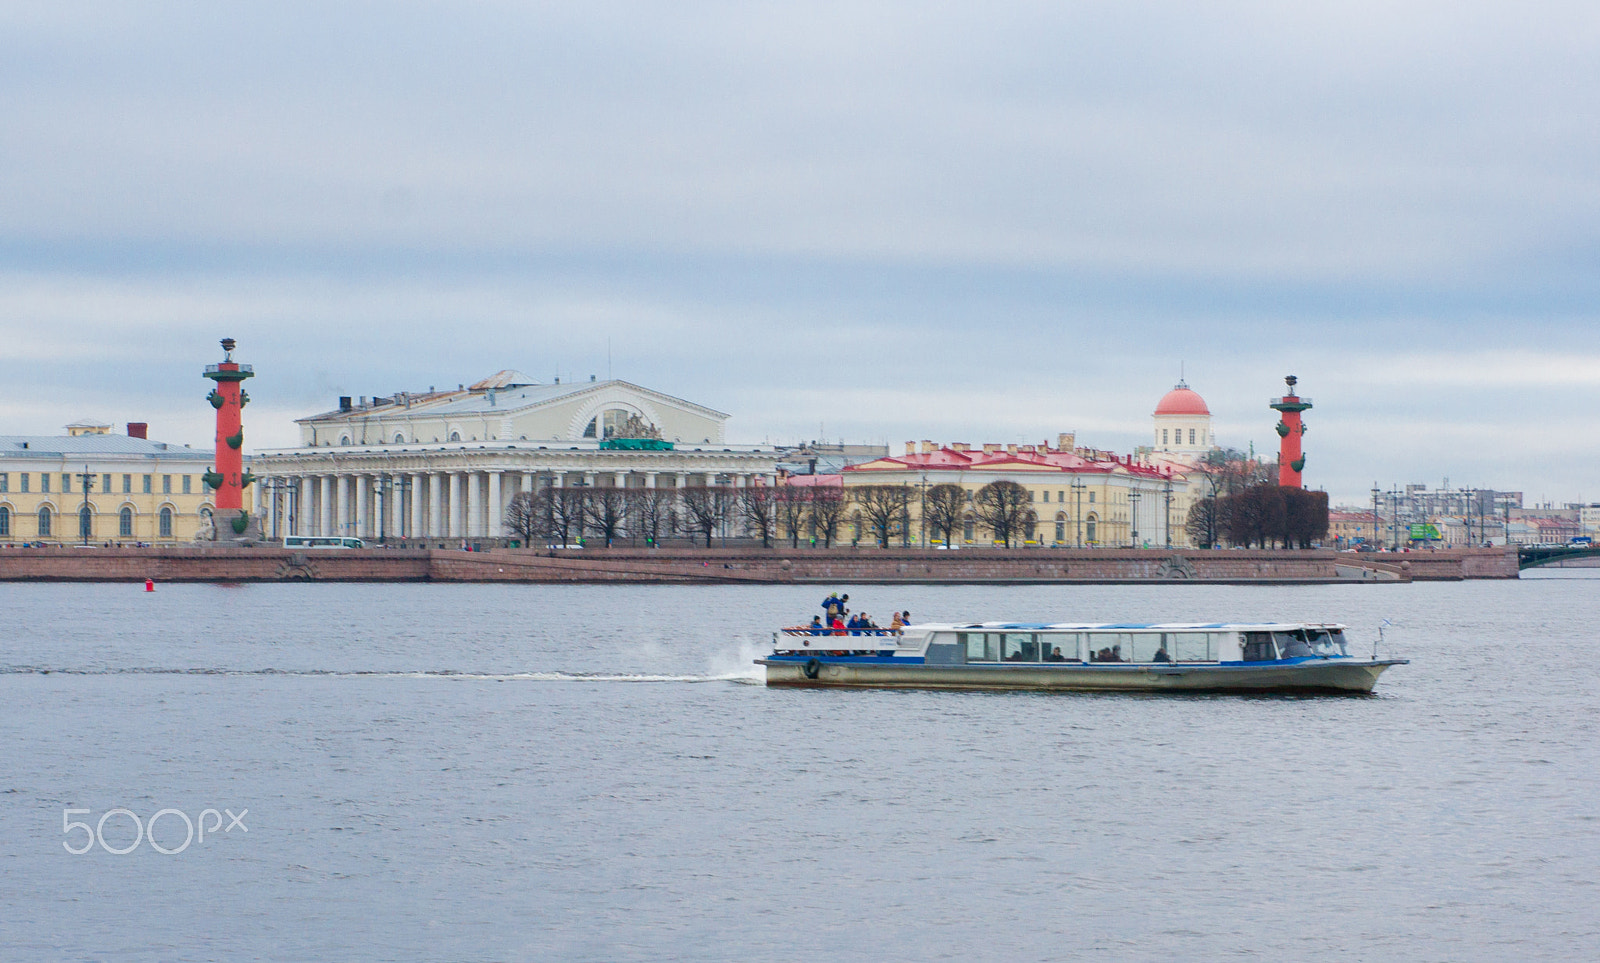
837,436,1195,548
0,422,224,544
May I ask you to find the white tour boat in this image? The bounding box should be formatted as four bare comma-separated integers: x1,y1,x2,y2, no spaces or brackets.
758,621,1406,694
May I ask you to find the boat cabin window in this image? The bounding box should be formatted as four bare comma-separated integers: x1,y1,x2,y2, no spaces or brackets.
1169,632,1215,661
1087,632,1130,662
1273,631,1315,659
1241,632,1277,661
1307,629,1347,656
1040,633,1078,662
1002,633,1038,662
1129,634,1169,663
962,632,1000,662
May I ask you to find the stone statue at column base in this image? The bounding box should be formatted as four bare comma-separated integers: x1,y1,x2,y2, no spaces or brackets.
194,507,264,546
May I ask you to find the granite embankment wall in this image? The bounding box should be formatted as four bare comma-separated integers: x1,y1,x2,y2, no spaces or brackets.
0,545,1520,583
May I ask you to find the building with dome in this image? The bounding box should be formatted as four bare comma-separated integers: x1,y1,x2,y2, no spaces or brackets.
1151,380,1215,467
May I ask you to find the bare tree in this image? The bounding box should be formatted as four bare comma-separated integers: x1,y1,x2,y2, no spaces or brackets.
922,483,965,547
680,485,732,548
633,487,675,547
505,490,542,545
808,485,846,548
584,484,630,547
973,480,1031,547
854,484,908,548
542,485,587,548
774,485,811,548
738,486,779,548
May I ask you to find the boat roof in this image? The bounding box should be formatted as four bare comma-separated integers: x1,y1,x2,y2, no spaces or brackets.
908,622,1347,632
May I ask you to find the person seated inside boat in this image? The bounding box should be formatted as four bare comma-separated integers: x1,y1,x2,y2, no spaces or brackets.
1153,643,1171,663
1100,645,1124,663
1047,646,1067,662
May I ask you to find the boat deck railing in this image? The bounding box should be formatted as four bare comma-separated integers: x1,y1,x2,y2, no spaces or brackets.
781,626,902,638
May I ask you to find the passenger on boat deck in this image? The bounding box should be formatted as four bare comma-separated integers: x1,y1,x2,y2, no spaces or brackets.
830,615,847,636
808,616,824,635
1153,643,1172,663
890,611,905,632
846,614,861,636
1047,646,1066,662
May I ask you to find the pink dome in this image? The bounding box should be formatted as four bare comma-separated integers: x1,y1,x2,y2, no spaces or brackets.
1154,383,1210,416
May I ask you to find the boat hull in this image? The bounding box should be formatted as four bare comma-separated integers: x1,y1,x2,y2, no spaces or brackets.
760,658,1404,694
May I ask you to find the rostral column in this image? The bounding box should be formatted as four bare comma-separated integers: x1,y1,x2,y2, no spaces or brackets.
1270,375,1312,488
203,338,258,537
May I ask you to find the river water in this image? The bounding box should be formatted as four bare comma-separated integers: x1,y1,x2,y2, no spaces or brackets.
1,574,1596,961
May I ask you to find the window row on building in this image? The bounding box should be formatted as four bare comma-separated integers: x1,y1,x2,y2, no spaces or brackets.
0,504,191,541
0,472,203,495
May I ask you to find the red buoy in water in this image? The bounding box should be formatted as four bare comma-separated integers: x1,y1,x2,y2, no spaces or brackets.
144,578,154,592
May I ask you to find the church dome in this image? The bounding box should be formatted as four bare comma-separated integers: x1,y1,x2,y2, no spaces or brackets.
1154,382,1210,417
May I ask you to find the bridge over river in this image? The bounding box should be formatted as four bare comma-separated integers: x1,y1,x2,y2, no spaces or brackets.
1518,545,1600,570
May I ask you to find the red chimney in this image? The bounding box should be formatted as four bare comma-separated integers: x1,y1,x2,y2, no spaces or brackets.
127,422,148,439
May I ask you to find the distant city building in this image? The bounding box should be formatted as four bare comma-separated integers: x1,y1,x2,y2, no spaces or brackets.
776,441,890,477
1328,510,1383,547
838,434,1193,548
1149,380,1215,468
0,423,220,543
252,371,781,542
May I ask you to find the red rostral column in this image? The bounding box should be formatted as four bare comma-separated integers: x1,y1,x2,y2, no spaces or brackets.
1270,374,1312,488
203,338,254,511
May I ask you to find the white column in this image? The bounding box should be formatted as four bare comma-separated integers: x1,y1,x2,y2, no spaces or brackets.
487,471,502,538
320,475,335,536
431,473,446,539
614,471,627,489
735,473,747,488
467,471,484,538
336,475,351,537
392,475,405,539
411,473,425,541
448,472,463,539
521,472,535,495
355,475,368,538
295,477,308,536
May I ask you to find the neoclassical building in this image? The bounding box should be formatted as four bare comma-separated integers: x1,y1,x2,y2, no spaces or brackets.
840,434,1194,548
250,372,782,542
0,421,219,544
1150,380,1215,468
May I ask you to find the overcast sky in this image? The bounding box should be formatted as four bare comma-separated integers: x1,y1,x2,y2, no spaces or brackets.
3,2,1598,506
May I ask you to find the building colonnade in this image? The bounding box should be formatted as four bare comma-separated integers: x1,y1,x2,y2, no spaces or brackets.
253,467,775,541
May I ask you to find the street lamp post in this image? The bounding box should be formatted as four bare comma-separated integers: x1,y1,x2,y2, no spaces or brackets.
918,474,927,548
1163,479,1173,548
1371,483,1380,549
76,464,95,545
1129,490,1142,548
1071,478,1086,548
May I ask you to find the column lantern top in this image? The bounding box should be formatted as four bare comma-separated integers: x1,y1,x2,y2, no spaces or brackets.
205,337,255,382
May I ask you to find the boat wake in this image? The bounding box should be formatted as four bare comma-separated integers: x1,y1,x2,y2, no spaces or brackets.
0,666,761,684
